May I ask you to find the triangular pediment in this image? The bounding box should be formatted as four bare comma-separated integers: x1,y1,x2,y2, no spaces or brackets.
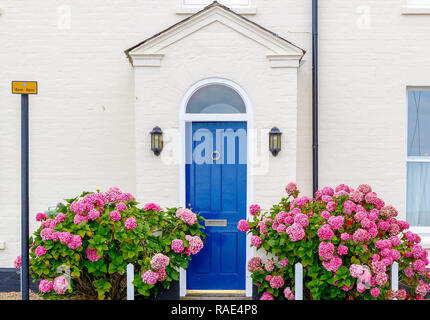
125,1,305,68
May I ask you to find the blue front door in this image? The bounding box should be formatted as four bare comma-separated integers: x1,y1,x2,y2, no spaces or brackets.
186,122,247,290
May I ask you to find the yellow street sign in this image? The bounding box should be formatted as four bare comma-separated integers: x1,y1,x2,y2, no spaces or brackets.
12,81,38,94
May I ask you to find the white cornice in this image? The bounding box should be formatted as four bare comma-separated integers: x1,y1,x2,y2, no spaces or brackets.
128,5,304,68
129,53,164,67
267,54,303,68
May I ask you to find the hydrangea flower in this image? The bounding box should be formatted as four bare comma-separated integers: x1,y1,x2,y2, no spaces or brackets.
264,260,274,272
375,273,388,285
237,220,250,232
157,268,167,282
150,253,170,270
322,255,342,272
86,248,102,262
321,210,331,219
54,213,67,224
326,201,337,212
260,292,274,300
35,246,47,257
284,287,295,300
36,212,47,222
319,242,335,260
322,186,334,196
40,228,54,241
176,208,198,225
185,235,204,255
251,235,262,247
74,214,86,225
59,231,72,244
416,282,430,296
39,280,53,293
356,282,366,293
247,257,262,272
328,216,344,231
350,264,364,278
285,182,297,195
337,245,348,256
277,224,287,233
357,184,372,194
349,190,364,203
281,258,289,266
270,276,284,289
171,239,184,253
144,203,161,212
142,270,158,285
53,276,68,294
249,204,261,216
109,210,121,222
286,223,305,242
125,217,137,230
42,219,57,229
67,235,82,249
14,255,22,269
116,202,127,212
275,211,288,224
413,259,426,274
352,228,370,242
340,232,350,241
396,289,407,300
294,213,309,227
88,209,100,220
380,205,398,218
317,224,334,240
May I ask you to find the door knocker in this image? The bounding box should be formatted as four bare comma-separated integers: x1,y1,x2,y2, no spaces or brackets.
211,150,221,161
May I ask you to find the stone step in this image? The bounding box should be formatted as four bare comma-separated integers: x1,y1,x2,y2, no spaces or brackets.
182,290,251,300
181,296,252,300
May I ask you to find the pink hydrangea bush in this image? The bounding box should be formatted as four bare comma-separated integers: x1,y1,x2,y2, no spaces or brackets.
22,187,205,300
239,183,430,300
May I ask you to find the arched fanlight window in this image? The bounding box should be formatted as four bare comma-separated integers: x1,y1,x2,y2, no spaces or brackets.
186,84,246,114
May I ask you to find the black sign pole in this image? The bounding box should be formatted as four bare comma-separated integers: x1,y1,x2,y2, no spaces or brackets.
21,93,29,300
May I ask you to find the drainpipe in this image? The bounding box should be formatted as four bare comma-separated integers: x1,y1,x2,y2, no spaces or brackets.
312,0,319,195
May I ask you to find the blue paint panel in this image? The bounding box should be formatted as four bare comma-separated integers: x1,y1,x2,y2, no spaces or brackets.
187,122,247,290
221,232,238,273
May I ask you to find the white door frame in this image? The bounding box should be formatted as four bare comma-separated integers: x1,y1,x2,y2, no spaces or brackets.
178,77,254,297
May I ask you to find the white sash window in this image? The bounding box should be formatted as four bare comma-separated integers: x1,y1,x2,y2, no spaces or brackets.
407,89,430,239
183,0,251,6
407,0,430,7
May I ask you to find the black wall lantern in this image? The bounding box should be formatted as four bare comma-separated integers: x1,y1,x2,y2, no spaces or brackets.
269,127,282,156
150,126,163,156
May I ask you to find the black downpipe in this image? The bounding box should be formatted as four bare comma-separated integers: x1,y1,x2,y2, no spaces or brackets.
312,0,319,195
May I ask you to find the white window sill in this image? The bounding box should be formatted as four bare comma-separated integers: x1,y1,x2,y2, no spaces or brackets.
410,226,430,250
402,6,430,14
176,6,257,15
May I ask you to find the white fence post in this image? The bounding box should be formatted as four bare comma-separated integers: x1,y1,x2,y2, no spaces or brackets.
391,262,399,299
295,262,303,300
127,263,134,301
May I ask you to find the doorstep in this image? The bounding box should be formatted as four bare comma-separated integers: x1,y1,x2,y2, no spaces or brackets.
181,290,251,300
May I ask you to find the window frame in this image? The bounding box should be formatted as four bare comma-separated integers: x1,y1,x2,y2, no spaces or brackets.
182,0,251,8
402,0,430,14
406,87,430,248
185,83,247,115
176,0,257,15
